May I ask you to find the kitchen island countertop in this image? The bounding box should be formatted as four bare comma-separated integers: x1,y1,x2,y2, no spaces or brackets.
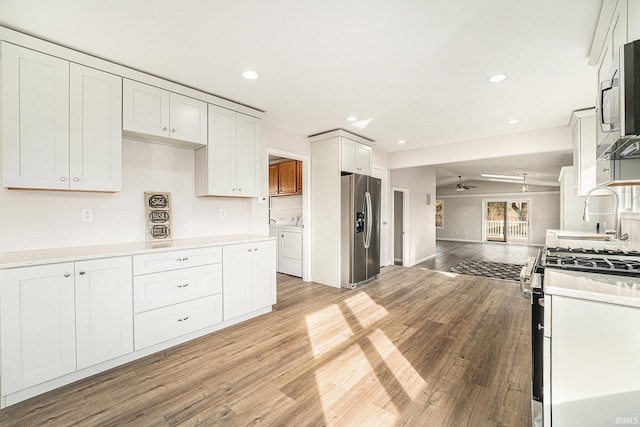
0,234,275,269
544,268,640,308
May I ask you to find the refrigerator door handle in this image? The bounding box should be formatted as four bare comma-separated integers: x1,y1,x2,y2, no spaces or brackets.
364,191,372,249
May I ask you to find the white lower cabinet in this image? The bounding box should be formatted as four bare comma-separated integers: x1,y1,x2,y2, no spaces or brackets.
0,256,132,394
0,238,275,407
549,295,640,425
134,295,222,350
75,257,133,370
0,263,76,395
223,240,276,321
132,249,223,350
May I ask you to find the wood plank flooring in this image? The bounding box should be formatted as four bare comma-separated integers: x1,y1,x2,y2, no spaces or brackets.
416,240,541,272
0,266,532,426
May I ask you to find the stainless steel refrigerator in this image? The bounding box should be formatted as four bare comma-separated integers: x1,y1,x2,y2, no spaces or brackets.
340,173,381,289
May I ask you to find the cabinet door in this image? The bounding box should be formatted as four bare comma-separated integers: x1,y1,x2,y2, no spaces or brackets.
169,93,207,146
205,105,237,196
355,144,372,175
69,64,122,192
0,263,76,394
1,42,70,190
75,257,133,370
222,243,253,320
551,296,640,425
341,138,357,173
278,161,297,194
296,161,303,194
269,164,279,195
252,240,277,308
236,113,261,197
122,79,170,138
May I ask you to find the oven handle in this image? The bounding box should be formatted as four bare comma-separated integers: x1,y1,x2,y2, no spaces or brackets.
520,256,537,299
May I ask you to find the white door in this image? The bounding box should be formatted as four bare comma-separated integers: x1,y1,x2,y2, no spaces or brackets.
206,105,237,196
236,113,261,197
75,257,133,370
69,64,122,192
0,263,76,394
222,243,253,320
169,93,207,145
252,240,277,308
1,42,70,190
122,79,170,138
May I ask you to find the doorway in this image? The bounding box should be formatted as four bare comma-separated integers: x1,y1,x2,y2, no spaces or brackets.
267,148,311,281
483,199,530,244
392,188,410,266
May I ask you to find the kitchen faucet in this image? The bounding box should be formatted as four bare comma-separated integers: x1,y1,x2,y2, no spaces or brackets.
582,186,628,240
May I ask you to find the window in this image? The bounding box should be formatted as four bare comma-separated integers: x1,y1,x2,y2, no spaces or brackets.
435,200,443,228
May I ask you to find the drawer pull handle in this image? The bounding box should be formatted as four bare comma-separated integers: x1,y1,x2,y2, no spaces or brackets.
178,316,189,322
64,273,71,278
177,257,189,262
79,271,86,275
177,283,189,288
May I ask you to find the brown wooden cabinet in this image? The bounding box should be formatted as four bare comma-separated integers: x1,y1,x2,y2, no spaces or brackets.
268,164,279,195
269,160,302,196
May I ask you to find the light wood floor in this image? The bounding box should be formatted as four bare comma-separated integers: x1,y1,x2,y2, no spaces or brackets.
415,240,541,272
0,266,531,426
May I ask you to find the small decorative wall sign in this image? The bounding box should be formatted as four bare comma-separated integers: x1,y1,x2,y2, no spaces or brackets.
145,192,172,241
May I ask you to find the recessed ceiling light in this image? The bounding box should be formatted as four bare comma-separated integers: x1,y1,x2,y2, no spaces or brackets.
242,70,260,80
397,140,406,144
507,119,520,125
487,74,507,83
346,116,358,122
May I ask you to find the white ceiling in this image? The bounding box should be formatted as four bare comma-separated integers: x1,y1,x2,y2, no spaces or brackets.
0,0,602,183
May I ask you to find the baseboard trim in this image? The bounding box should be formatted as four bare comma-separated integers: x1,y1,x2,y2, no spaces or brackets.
409,253,436,267
436,238,483,243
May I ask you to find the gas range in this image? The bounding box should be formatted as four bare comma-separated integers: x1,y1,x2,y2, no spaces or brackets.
539,246,640,277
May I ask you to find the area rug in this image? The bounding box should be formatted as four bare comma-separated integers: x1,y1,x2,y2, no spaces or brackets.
450,259,523,282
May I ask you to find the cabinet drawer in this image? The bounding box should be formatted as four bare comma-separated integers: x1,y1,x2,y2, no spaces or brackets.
133,246,222,275
134,264,222,313
134,294,222,350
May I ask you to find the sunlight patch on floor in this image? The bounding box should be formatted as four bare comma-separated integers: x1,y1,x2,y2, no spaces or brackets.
343,292,389,329
305,304,354,357
368,329,427,400
314,343,399,424
425,270,458,278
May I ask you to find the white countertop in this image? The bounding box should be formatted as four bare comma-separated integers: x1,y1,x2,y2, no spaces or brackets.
544,268,640,308
0,234,275,269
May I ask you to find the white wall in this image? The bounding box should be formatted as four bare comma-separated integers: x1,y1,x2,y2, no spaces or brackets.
390,165,437,266
388,125,572,169
0,138,258,254
436,180,559,245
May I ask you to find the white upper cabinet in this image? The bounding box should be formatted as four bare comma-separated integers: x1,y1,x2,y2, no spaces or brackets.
122,79,207,148
341,137,372,176
1,42,122,192
195,105,261,197
570,109,596,196
69,64,122,192
1,42,70,190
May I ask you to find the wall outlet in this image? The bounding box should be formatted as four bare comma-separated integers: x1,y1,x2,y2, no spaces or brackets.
82,208,93,222
219,209,227,219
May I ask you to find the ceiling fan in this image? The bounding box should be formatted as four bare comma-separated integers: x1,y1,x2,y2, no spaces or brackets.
447,176,477,192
